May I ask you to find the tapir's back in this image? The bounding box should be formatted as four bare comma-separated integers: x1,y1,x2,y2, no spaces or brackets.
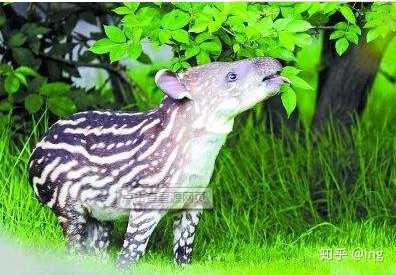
28,103,180,208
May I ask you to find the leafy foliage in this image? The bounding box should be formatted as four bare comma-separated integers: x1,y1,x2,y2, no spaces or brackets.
1,3,395,123
365,3,396,42
0,63,77,117
91,2,396,115
0,3,128,130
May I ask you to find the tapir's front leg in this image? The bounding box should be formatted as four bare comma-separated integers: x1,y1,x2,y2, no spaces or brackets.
173,209,202,265
117,210,164,268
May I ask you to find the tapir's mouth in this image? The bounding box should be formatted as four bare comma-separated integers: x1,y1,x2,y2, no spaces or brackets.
262,73,290,83
262,73,278,81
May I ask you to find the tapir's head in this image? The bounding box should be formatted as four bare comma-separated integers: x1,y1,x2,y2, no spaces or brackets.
155,57,289,121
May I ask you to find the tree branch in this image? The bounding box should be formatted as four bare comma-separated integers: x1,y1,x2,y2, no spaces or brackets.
39,52,132,89
312,25,337,30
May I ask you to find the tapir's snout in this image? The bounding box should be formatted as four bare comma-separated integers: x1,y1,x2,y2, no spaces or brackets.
251,57,290,85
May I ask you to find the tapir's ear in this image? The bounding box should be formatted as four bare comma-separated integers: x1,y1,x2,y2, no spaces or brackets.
155,69,192,100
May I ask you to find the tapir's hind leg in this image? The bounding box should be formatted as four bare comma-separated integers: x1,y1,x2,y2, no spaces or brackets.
55,202,112,254
85,218,113,253
56,202,90,253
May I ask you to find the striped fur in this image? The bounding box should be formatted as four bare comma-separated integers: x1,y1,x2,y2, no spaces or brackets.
28,57,287,267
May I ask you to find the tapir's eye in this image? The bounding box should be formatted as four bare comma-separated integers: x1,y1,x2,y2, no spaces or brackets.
226,72,238,82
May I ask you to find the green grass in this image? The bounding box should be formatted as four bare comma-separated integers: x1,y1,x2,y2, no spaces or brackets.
1,100,396,274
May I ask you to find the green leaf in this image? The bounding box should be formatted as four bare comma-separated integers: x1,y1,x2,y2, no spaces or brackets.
0,99,12,112
123,14,140,27
288,75,313,90
0,64,12,74
124,3,139,13
180,61,191,69
308,2,321,16
24,94,43,114
267,46,296,62
189,22,207,33
174,3,192,12
39,82,71,96
170,59,182,72
29,37,40,54
12,47,39,68
227,16,245,32
28,77,46,94
294,3,311,13
14,72,27,86
8,32,27,47
233,43,240,53
339,5,356,24
0,15,5,27
109,43,127,62
294,33,313,47
48,96,76,117
273,18,293,31
196,51,210,65
218,29,233,46
161,10,190,30
127,42,142,59
335,22,348,30
184,46,200,59
281,85,296,117
349,25,361,35
323,3,340,14
104,25,126,43
4,74,20,94
282,66,301,77
113,6,133,15
345,31,359,44
137,7,159,26
172,29,189,44
367,28,381,43
21,23,49,37
15,66,39,77
208,19,223,33
89,38,119,54
195,32,214,44
330,30,345,40
159,29,172,44
279,32,295,51
125,26,142,41
200,41,221,54
48,43,76,56
287,20,312,32
335,37,349,55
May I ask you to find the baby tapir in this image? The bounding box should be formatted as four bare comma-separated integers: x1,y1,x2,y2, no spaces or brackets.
28,57,289,267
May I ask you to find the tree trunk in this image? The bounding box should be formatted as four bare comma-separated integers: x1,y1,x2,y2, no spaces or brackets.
312,31,388,131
